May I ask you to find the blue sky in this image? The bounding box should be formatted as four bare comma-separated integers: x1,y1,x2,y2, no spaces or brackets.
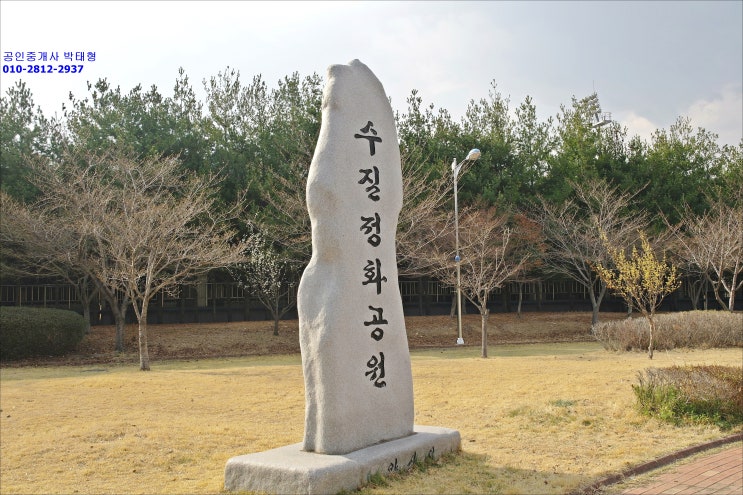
1,0,741,146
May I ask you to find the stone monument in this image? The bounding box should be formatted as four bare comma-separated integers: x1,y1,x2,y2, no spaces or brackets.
299,58,414,455
225,59,460,495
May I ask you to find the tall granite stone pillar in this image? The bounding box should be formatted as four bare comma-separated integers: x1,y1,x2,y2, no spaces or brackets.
299,59,415,455
224,60,460,495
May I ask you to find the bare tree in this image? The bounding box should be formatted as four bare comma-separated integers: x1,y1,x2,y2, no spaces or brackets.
1,191,98,334
230,233,300,336
674,198,743,311
30,148,247,370
254,144,452,275
534,178,648,326
422,206,534,357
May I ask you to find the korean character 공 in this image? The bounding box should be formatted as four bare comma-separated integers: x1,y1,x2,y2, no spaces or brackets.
3,52,12,62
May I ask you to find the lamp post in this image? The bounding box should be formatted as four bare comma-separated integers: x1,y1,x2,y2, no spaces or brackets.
452,148,481,345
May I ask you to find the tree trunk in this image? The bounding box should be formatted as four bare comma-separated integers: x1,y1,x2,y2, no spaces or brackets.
96,281,127,352
589,292,600,327
687,277,702,310
647,314,655,360
78,276,94,335
82,301,92,335
273,294,280,336
728,280,737,312
709,277,729,311
588,281,606,327
139,303,151,371
110,301,127,352
481,308,489,358
536,280,542,311
517,283,523,318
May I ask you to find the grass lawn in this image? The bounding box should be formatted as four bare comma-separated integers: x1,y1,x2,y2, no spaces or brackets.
1,335,741,494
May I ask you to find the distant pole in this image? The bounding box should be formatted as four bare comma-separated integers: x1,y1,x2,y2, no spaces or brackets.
452,149,480,345
453,158,463,345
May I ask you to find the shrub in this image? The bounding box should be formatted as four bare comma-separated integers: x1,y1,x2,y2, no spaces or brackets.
0,306,86,361
632,365,743,429
592,311,743,352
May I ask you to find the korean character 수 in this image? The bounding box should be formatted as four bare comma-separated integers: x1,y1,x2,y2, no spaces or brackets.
87,52,96,62
63,51,73,61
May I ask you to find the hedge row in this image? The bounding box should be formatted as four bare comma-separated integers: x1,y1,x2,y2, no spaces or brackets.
592,310,743,352
0,306,86,361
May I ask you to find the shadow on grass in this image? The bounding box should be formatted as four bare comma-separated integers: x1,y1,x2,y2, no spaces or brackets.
354,450,589,495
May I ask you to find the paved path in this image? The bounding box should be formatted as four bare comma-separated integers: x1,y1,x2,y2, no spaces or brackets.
620,444,742,495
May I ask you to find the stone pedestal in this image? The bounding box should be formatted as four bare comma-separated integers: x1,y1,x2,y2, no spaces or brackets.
224,425,460,495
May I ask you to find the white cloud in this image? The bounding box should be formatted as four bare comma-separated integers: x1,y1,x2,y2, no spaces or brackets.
618,111,659,145
617,85,742,148
684,85,742,147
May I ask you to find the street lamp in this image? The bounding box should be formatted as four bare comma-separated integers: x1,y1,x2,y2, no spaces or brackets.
452,148,481,345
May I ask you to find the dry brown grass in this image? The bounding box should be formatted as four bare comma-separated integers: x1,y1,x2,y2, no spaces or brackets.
2,311,628,367
1,313,740,494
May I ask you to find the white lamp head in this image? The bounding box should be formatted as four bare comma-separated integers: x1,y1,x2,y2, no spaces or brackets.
465,148,481,161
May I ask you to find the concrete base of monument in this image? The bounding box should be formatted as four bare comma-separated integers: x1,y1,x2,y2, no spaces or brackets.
224,425,461,495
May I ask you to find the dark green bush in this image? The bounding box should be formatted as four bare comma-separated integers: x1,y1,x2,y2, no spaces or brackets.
633,365,743,430
0,306,86,360
592,311,743,352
